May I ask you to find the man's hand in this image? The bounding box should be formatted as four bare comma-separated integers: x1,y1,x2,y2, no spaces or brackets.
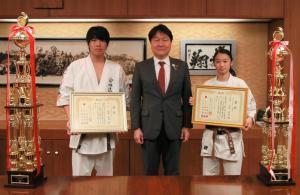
134,128,144,144
181,128,190,142
242,117,254,131
189,96,194,106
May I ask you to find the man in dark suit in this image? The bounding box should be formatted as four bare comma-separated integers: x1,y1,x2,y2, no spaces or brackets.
131,24,192,176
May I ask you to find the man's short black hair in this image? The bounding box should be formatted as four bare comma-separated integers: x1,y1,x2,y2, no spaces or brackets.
148,24,173,41
86,26,110,45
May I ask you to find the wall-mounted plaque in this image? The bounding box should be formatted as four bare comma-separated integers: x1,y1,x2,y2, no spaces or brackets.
192,85,248,128
70,92,127,133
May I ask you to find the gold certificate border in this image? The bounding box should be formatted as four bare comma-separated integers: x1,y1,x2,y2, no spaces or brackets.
192,85,248,128
70,92,128,133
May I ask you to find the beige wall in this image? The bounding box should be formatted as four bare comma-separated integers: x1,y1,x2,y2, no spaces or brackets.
0,22,268,120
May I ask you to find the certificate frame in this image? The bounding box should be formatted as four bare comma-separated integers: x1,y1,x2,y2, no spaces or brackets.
70,92,128,133
192,85,248,128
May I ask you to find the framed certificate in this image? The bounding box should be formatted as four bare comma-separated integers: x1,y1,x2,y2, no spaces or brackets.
70,92,128,133
192,85,248,128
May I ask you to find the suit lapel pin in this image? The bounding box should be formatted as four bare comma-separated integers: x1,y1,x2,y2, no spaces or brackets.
171,64,178,70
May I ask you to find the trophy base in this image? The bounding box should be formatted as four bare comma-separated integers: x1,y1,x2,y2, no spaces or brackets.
257,163,296,186
4,165,47,188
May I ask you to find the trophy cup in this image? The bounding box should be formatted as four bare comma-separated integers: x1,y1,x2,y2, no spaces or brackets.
257,27,296,186
4,12,46,188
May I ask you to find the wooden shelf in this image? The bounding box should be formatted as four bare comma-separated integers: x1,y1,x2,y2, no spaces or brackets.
0,120,263,176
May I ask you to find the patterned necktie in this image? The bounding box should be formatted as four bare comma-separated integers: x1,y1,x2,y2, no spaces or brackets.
158,61,165,95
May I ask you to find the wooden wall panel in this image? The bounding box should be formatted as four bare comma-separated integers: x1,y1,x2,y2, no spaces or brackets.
0,133,5,175
114,139,130,175
40,130,72,176
207,0,284,18
0,0,49,18
0,123,266,176
130,140,144,175
49,0,127,18
242,133,263,175
32,0,63,9
0,0,286,19
127,0,206,17
0,0,285,19
129,128,263,176
51,140,72,176
284,0,300,177
180,139,202,176
41,140,54,176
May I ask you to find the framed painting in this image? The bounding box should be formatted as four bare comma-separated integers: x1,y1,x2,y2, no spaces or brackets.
0,37,147,85
181,40,236,75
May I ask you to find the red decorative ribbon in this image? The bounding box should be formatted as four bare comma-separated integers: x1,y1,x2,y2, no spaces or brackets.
268,40,296,180
7,24,41,175
8,25,34,39
286,48,296,179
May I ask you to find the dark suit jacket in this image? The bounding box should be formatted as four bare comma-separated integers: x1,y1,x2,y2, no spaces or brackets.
130,57,193,140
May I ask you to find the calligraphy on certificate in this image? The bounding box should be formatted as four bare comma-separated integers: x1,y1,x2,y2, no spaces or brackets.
71,93,127,132
193,86,247,127
78,97,120,128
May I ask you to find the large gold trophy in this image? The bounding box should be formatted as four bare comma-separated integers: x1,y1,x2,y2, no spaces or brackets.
4,12,46,188
257,27,296,186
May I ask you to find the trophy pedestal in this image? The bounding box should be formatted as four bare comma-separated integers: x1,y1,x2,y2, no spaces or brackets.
257,163,296,186
4,165,47,188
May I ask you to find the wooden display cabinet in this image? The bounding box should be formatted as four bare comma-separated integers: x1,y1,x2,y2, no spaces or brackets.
1,121,263,176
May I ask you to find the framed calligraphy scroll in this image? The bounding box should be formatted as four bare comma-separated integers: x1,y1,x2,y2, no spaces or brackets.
192,85,248,128
70,92,127,133
181,40,236,75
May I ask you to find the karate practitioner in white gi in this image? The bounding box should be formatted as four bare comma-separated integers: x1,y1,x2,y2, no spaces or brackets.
190,48,256,175
57,26,128,176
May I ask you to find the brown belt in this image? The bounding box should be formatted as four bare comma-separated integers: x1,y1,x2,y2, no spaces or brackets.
206,126,240,154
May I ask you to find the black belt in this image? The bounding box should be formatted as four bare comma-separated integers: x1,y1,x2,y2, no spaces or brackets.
76,133,86,152
107,133,111,150
206,125,240,154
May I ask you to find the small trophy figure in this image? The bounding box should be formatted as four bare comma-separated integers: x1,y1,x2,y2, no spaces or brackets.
257,27,296,186
4,12,46,188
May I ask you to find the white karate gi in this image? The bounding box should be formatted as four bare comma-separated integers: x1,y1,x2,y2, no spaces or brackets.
57,55,128,176
201,74,256,175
